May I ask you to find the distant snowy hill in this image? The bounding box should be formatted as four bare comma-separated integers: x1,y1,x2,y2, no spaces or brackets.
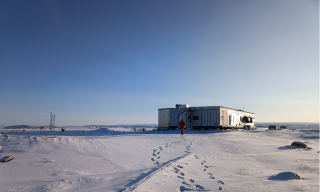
4,125,43,129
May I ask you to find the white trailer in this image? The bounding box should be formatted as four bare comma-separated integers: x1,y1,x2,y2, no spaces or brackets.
158,105,255,129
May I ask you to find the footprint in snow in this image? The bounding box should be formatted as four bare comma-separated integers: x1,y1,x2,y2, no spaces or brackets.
204,165,209,168
195,184,205,190
174,167,180,172
182,181,190,185
157,151,160,155
178,186,185,192
190,179,194,183
180,172,185,176
218,187,223,190
177,176,185,179
151,158,154,161
217,180,225,185
178,186,192,192
157,156,160,159
210,176,216,179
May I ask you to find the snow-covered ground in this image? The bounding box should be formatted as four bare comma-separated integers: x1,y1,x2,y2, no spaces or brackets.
0,126,319,192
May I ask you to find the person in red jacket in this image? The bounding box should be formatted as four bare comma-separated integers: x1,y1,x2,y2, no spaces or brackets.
179,119,186,135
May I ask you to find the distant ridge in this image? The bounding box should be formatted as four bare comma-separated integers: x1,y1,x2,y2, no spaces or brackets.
2,124,158,129
4,125,42,129
85,124,157,128
4,125,45,129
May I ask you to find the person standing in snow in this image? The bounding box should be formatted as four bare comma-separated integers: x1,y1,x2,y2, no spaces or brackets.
179,119,186,135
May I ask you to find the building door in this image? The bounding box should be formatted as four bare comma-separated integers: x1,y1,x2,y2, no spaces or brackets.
178,112,188,128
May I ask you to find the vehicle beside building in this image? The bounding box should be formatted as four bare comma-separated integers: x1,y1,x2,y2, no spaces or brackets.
158,104,255,129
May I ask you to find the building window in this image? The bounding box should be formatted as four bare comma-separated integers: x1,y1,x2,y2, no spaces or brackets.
193,116,199,120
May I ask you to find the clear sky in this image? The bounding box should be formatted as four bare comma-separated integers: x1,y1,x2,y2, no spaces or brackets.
0,0,319,126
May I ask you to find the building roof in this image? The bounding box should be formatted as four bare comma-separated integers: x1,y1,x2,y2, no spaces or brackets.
158,106,254,114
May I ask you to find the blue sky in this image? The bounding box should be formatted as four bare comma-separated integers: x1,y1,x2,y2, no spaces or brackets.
0,0,318,126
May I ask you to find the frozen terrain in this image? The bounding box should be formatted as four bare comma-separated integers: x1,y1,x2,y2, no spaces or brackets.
0,126,319,192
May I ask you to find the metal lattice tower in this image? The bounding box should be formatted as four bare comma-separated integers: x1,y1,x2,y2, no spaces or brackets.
49,111,56,130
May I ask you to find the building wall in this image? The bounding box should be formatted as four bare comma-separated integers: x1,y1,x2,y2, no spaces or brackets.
220,109,229,126
192,109,220,128
158,109,170,128
169,108,188,128
159,106,254,129
223,108,255,128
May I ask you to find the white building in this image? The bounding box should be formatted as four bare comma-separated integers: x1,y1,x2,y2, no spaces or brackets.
158,104,255,129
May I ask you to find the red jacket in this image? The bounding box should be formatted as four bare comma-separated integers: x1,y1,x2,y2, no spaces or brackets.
179,120,186,129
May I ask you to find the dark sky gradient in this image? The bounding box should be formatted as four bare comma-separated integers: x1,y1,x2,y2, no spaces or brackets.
0,0,318,125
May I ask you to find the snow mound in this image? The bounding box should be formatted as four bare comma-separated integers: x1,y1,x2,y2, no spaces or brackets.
268,172,302,180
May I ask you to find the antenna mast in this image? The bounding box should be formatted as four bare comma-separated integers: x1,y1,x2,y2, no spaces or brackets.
49,111,56,131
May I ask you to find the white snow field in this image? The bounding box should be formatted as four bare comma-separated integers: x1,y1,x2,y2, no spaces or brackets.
0,126,319,192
